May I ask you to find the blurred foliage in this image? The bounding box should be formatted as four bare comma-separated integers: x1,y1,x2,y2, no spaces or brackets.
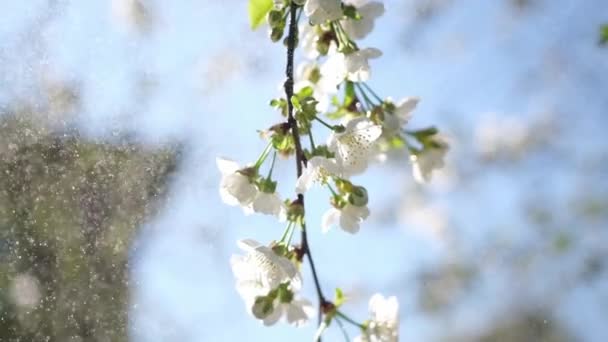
600,24,608,45
0,114,178,341
443,312,575,342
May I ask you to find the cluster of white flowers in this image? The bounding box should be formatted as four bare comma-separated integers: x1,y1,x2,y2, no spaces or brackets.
231,239,314,325
354,294,399,342
218,0,449,339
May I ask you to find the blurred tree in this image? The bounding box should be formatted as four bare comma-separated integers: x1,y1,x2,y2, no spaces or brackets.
0,114,178,341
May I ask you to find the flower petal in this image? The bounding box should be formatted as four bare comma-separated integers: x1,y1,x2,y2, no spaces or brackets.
321,208,340,233
216,157,240,175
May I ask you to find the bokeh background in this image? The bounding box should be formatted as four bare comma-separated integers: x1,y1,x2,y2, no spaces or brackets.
1,0,607,341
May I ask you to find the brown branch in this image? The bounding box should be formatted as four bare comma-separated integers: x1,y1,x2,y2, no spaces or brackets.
282,1,328,331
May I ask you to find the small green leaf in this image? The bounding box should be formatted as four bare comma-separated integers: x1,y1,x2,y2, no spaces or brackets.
291,95,302,111
248,0,273,30
334,288,346,307
296,86,314,99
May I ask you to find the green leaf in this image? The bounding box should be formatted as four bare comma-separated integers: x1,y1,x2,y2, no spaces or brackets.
334,288,346,307
600,24,608,45
248,0,273,30
291,95,302,111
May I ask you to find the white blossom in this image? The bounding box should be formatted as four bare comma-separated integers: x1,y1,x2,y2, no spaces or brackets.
304,0,343,25
231,240,314,327
410,140,448,183
230,239,301,306
217,157,258,207
380,96,419,137
245,192,287,221
320,45,348,92
261,298,315,327
321,47,382,85
345,48,382,82
321,204,370,234
295,61,337,113
328,117,382,176
299,23,320,59
295,156,342,194
354,294,399,342
341,0,385,40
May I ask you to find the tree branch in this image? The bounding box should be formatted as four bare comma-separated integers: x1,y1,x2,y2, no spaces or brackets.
282,0,327,331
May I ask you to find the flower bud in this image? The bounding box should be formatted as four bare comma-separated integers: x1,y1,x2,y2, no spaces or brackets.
348,186,368,206
252,296,274,319
267,10,283,28
270,27,284,42
277,285,294,303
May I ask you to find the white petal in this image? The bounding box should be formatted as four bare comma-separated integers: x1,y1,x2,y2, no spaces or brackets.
321,208,340,233
341,1,384,39
344,48,382,82
363,47,382,58
395,97,419,122
236,239,263,253
221,173,258,205
216,156,240,175
369,294,399,322
339,205,369,234
219,186,240,206
286,299,314,327
305,0,343,25
295,167,316,194
329,118,381,176
339,210,360,233
252,192,283,216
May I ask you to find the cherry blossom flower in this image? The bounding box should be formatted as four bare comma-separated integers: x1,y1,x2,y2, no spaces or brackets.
321,47,382,85
231,239,315,327
299,23,320,59
382,97,419,135
321,204,370,234
230,239,302,310
328,117,382,176
345,48,382,82
320,45,348,92
295,61,337,113
304,0,343,25
410,139,449,183
259,298,315,327
354,294,399,342
341,0,385,40
217,157,257,207
245,192,287,221
295,156,342,194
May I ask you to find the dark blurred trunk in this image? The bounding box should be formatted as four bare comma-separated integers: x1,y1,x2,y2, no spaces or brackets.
0,115,178,342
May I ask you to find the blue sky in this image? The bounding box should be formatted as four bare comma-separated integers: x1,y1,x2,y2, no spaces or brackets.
1,0,608,341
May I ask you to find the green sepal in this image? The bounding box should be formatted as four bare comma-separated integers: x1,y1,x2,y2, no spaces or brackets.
343,4,361,20
257,177,277,193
